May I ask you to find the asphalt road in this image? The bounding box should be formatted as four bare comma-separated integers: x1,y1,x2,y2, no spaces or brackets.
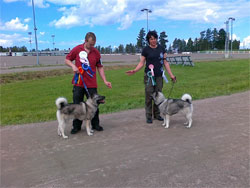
1,91,249,188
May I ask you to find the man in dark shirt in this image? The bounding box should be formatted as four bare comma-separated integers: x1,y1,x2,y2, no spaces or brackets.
126,30,176,123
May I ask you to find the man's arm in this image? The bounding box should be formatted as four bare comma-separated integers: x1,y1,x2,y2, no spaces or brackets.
97,66,112,88
126,56,146,75
65,59,79,73
163,53,176,81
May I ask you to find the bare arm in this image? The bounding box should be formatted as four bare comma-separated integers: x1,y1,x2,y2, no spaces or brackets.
125,56,146,75
163,53,176,82
65,59,79,73
97,66,112,88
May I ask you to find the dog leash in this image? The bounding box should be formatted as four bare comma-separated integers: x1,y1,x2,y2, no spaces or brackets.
166,81,175,100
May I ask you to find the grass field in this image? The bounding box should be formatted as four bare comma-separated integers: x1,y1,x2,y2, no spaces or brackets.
0,59,249,126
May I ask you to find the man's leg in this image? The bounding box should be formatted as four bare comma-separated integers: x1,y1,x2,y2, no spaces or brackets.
153,77,163,120
71,86,84,134
144,74,154,123
87,88,103,131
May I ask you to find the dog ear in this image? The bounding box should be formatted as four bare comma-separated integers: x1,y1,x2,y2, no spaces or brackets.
89,93,95,98
155,91,159,97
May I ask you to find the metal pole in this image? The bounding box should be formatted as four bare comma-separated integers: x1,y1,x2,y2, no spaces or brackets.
51,35,55,50
28,32,32,51
224,21,229,59
141,8,152,33
32,0,39,65
146,11,148,32
229,17,235,57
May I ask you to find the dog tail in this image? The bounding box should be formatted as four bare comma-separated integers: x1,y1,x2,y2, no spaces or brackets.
55,97,68,110
181,94,192,104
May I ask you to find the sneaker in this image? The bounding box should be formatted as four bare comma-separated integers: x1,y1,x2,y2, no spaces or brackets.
71,127,81,134
92,125,103,131
146,118,153,124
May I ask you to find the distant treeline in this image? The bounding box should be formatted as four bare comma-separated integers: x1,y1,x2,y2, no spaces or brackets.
0,27,241,53
0,46,28,52
96,27,240,54
171,28,240,53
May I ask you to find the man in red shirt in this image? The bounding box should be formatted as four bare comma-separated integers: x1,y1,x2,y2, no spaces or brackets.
65,32,112,134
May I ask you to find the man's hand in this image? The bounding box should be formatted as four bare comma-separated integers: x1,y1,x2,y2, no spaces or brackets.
171,76,177,83
104,81,112,88
72,64,79,73
125,70,136,76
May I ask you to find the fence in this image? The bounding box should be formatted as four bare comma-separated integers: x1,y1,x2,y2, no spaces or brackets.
166,56,194,66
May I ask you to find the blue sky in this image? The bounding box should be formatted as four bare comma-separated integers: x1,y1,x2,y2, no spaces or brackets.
1,0,250,50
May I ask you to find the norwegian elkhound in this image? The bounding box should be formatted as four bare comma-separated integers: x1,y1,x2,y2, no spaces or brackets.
152,91,193,129
55,93,105,138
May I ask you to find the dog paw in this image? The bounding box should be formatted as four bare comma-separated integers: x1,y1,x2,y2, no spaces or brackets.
63,135,69,139
90,129,94,133
185,125,191,128
162,123,165,126
164,126,169,129
87,132,93,136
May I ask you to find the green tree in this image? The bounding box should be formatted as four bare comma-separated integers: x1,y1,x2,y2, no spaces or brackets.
186,38,194,52
212,28,219,49
125,43,136,54
159,31,168,50
172,38,178,52
101,47,105,54
136,28,146,51
118,44,124,53
217,29,226,50
232,39,240,50
206,28,212,50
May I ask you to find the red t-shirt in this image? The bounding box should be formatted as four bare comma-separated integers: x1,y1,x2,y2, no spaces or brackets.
66,44,103,88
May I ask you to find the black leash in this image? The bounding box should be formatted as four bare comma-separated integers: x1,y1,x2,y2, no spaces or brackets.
166,81,175,100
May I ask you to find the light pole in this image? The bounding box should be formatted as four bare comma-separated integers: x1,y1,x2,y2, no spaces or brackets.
228,17,235,57
32,0,39,65
51,35,55,50
141,8,152,33
224,20,229,58
28,32,32,51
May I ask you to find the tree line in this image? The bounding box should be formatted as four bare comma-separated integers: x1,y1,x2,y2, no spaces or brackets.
96,27,240,54
171,28,240,53
0,46,28,52
0,27,241,53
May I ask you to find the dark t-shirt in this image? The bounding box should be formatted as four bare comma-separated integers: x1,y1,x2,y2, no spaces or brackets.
141,45,166,77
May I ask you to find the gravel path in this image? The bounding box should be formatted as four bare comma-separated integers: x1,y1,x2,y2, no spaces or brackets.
1,91,249,188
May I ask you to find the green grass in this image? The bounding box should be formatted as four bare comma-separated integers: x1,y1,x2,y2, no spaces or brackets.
0,59,249,126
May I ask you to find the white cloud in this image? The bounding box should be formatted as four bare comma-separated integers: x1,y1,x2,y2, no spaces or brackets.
3,0,250,30
3,0,22,2
0,33,50,47
27,0,50,8
240,36,250,49
46,0,249,30
24,18,31,23
40,32,45,35
50,15,81,28
232,34,240,41
0,17,28,31
0,33,28,47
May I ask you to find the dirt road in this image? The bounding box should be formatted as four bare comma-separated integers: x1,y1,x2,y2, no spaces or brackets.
1,91,249,187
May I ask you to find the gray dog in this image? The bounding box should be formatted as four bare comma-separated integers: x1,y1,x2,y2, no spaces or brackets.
152,91,193,129
55,94,105,138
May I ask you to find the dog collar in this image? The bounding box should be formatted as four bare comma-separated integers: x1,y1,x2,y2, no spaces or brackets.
157,100,165,106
